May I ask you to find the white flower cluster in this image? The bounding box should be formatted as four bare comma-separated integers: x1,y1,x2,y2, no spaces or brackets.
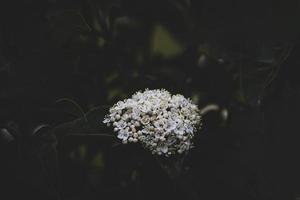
103,89,202,156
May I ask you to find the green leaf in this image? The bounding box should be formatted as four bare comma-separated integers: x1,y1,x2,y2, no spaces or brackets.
90,152,105,170
48,106,113,140
150,24,184,58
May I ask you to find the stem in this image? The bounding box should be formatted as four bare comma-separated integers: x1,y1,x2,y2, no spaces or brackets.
67,133,113,137
56,98,88,122
154,153,198,199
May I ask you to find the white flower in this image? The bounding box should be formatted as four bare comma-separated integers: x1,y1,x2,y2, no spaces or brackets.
141,115,150,125
103,118,110,123
115,120,127,129
157,145,168,154
117,129,129,140
165,120,177,132
103,89,202,156
116,101,126,109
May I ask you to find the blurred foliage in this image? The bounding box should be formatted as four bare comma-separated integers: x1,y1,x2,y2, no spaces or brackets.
1,0,300,200
151,24,184,58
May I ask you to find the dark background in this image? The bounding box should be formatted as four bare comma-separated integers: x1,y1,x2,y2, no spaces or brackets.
1,0,300,199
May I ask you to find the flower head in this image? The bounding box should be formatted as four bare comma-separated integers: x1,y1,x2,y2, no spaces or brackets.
103,89,202,156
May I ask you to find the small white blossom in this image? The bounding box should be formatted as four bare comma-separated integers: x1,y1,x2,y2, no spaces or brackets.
117,129,129,140
103,89,202,156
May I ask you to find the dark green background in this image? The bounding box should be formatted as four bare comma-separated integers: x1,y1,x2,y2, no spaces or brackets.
1,0,300,199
